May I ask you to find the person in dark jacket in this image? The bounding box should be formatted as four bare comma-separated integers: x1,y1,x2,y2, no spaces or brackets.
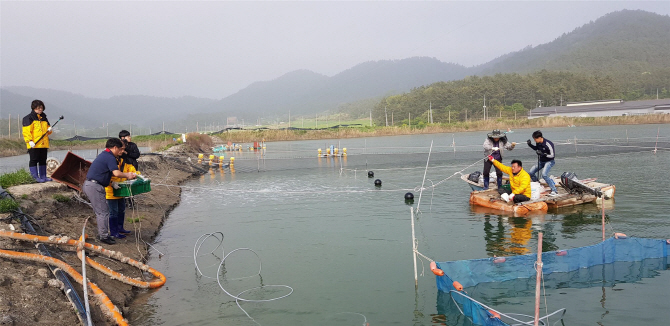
482,129,516,190
22,100,53,182
527,130,558,196
119,130,140,170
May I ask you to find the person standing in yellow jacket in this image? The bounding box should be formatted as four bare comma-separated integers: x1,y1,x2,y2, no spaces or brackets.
488,155,531,204
22,100,53,182
105,156,138,239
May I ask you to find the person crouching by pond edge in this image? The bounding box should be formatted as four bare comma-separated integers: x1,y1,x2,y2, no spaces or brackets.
488,156,531,204
105,153,138,239
482,129,516,189
22,100,53,182
83,138,137,245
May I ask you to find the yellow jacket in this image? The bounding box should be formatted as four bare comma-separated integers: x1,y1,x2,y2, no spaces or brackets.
22,111,52,149
492,159,532,198
105,159,139,200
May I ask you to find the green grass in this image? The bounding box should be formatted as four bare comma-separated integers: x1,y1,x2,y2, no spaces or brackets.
156,143,178,152
0,198,19,213
127,215,145,223
52,194,71,203
0,169,36,188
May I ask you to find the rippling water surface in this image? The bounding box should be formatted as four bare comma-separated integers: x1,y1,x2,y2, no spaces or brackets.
124,125,669,326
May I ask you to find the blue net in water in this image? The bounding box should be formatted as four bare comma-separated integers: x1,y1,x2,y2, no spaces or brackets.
434,237,669,326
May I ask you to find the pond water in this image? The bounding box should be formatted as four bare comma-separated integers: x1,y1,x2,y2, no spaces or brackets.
15,124,667,326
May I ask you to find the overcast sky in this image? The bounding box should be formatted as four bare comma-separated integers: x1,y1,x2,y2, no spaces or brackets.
1,1,668,99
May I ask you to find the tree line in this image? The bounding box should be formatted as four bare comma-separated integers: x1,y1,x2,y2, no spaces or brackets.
370,70,670,126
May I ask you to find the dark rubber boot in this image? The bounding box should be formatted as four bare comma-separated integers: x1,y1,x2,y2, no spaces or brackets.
38,165,52,182
496,175,503,189
29,166,44,183
483,176,490,190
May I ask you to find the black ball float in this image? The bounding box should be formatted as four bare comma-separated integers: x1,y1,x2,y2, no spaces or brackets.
405,192,415,205
368,171,374,178
374,179,382,187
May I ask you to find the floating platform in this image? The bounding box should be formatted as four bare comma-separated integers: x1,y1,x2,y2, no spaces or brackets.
467,175,615,215
469,190,548,215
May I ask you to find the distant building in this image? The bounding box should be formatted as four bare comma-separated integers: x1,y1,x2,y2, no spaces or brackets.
528,99,670,119
226,117,238,126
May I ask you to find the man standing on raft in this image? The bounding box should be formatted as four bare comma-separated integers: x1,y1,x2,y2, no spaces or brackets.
482,129,516,190
487,156,531,204
527,130,558,196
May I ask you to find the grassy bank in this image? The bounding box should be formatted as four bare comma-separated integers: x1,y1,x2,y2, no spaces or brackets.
215,114,670,142
0,169,35,189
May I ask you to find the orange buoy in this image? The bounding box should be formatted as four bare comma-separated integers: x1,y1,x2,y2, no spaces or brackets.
615,232,628,239
452,281,463,291
493,257,506,264
488,310,501,319
556,250,568,256
430,261,444,276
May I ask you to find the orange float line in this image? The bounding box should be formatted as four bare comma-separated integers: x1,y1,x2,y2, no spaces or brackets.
0,230,165,289
0,248,128,326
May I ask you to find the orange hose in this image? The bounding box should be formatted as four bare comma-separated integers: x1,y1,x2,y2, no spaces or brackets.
0,230,165,289
0,248,128,326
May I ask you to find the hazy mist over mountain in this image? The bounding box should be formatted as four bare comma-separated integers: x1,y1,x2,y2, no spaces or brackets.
1,2,669,134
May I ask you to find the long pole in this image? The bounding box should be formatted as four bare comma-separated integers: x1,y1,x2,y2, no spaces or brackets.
385,106,388,127
534,232,543,326
410,207,418,287
602,199,606,241
429,102,433,124
416,140,433,213
369,110,372,127
8,114,10,138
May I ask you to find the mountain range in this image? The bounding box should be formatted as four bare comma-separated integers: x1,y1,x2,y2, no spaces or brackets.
1,9,668,134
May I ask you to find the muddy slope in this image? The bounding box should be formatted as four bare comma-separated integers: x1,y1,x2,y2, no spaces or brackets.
0,145,208,325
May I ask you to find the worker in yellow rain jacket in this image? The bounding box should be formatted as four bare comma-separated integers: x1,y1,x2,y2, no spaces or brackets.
105,156,138,239
488,155,531,204
22,100,53,182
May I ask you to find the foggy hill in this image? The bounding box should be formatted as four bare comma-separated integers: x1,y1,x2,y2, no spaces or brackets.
3,9,669,131
1,87,217,131
0,89,92,125
204,57,469,119
473,10,670,77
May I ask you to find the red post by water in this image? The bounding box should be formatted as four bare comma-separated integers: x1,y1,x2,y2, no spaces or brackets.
534,232,543,326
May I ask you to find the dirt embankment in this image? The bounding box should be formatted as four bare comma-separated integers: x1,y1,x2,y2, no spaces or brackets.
0,144,209,325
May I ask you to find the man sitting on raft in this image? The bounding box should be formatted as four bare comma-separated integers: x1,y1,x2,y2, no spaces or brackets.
487,156,531,204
